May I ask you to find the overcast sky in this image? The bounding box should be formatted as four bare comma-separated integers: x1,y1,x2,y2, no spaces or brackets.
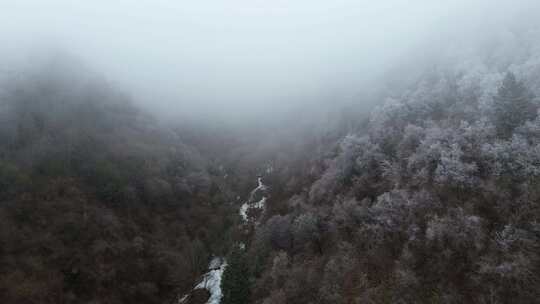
1,0,539,123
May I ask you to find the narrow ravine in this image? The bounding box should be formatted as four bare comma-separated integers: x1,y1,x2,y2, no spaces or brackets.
177,175,268,304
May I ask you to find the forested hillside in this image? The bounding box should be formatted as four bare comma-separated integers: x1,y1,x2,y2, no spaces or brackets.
238,29,540,304
0,61,242,304
0,58,346,304
2,5,540,304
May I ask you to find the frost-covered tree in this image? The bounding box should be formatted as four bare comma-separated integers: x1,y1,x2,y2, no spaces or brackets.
493,72,536,138
292,213,321,253
476,224,540,302
434,143,478,189
264,215,293,250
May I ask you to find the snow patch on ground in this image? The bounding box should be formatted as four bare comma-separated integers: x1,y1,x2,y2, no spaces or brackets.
195,257,227,304
249,177,267,198
178,257,227,304
253,197,266,209
239,202,250,222
239,177,267,223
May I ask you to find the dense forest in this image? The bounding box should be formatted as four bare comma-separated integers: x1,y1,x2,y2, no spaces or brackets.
0,60,243,303
0,58,339,304
2,3,540,304
238,29,540,304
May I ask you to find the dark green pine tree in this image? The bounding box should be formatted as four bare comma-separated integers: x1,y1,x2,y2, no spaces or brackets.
493,72,536,138
221,247,250,304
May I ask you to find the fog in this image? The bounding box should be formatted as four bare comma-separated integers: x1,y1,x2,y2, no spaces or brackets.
2,0,539,125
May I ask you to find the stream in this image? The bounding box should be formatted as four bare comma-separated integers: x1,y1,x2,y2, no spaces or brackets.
177,175,268,304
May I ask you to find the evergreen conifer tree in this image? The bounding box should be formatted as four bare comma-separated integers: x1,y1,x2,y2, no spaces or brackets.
221,247,250,304
493,72,535,138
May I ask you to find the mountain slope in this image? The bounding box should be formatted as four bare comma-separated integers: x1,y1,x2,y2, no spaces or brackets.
0,63,239,304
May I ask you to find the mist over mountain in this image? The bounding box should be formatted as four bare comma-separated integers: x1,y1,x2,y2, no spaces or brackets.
2,0,537,124
1,1,540,304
